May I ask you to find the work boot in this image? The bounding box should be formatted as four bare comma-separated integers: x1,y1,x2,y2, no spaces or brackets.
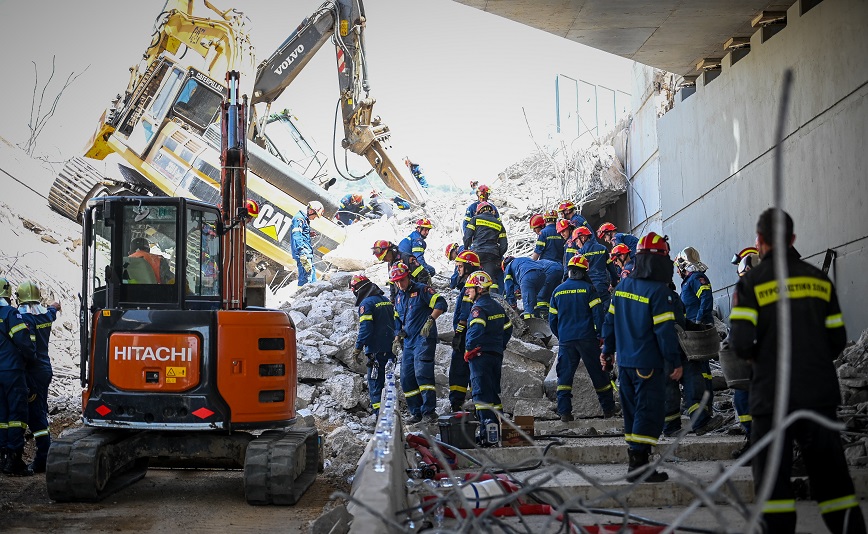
626,449,668,483
731,438,751,464
4,451,33,477
450,404,463,414
406,414,423,425
421,413,439,425
694,413,726,436
603,407,620,419
559,413,574,423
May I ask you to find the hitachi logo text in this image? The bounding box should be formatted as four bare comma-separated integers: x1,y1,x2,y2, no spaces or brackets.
273,45,305,75
114,346,192,362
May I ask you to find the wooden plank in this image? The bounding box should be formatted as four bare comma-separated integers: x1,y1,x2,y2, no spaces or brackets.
751,11,786,27
724,36,751,49
696,58,723,71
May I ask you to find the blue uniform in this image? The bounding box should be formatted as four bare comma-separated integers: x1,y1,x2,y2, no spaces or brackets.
357,293,395,413
549,279,613,416
465,294,513,429
20,305,57,466
680,272,716,428
464,213,508,292
394,281,447,416
0,303,37,455
570,213,595,242
336,195,364,225
534,223,566,262
503,257,545,319
449,284,475,408
290,210,316,286
563,239,579,270
614,233,640,258
536,259,565,314
448,245,465,289
681,271,714,325
579,240,612,313
463,201,501,233
399,230,436,276
408,163,429,188
602,276,680,452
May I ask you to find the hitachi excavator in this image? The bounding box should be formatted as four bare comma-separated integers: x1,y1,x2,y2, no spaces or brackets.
46,71,319,504
48,0,425,284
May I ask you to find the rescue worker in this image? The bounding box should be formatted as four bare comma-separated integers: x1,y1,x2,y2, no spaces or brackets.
529,214,546,237
730,208,865,534
610,243,634,280
392,196,411,210
398,218,436,276
445,243,464,289
290,200,324,286
557,200,593,238
448,250,481,412
502,256,546,320
563,224,580,270
601,232,682,483
371,240,431,302
128,237,174,284
549,255,615,421
536,258,565,319
463,271,513,445
598,222,639,258
556,219,575,267
0,277,37,476
350,275,394,417
531,211,565,262
391,262,447,425
463,184,500,232
574,226,614,313
16,280,60,473
336,193,365,225
403,157,429,188
463,201,508,293
673,247,725,435
364,190,394,220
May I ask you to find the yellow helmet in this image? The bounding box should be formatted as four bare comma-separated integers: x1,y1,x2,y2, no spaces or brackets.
464,270,493,290
0,277,11,299
16,280,41,304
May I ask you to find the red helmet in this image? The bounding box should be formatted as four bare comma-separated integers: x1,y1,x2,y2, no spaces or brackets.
556,219,572,234
610,244,631,258
351,194,363,204
637,232,670,256
501,256,515,272
567,255,589,270
543,210,558,222
445,242,461,259
477,184,491,199
371,239,391,261
389,262,410,282
349,274,371,294
573,226,592,240
416,218,433,229
475,201,494,215
245,199,260,218
455,250,481,267
731,247,760,265
597,222,617,239
558,200,576,214
529,214,545,230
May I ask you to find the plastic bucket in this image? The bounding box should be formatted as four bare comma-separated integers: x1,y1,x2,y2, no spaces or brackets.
676,326,720,361
719,348,751,390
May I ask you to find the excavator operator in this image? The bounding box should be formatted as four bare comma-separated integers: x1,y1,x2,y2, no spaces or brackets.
127,238,174,285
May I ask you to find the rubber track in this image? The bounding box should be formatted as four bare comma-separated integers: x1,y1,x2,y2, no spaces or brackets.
244,427,321,505
46,427,149,502
48,157,108,222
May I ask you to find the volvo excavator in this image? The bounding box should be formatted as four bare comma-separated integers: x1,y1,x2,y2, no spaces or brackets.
46,71,320,504
48,0,425,284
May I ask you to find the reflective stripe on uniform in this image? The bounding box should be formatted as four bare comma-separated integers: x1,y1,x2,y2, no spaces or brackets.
614,291,649,304
359,314,373,322
730,307,758,325
557,385,572,391
411,265,425,277
7,420,28,429
475,219,502,231
665,413,681,422
8,323,27,335
608,303,615,314
32,428,49,438
595,384,613,393
818,494,859,514
696,284,711,297
625,434,658,446
419,384,436,391
548,307,558,315
404,389,421,397
738,414,753,423
503,321,512,330
754,276,832,306
687,403,701,414
702,373,713,380
412,247,425,253
372,402,380,409
450,385,468,393
429,293,441,308
653,311,675,324
475,402,495,410
826,313,844,328
762,499,796,514
470,318,487,327
589,298,601,308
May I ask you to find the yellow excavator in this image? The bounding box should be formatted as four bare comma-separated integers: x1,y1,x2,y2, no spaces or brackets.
49,0,425,284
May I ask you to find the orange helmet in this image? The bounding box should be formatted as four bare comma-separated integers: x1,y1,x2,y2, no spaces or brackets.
543,210,558,222
455,250,481,267
567,255,589,270
389,262,410,282
597,222,617,239
416,218,433,229
445,242,461,259
371,240,392,261
464,270,493,290
475,201,494,215
529,214,545,230
351,194,363,204
637,232,670,256
477,184,491,199
349,274,371,294
731,247,760,265
573,226,592,240
556,219,572,234
501,256,515,272
558,200,576,214
610,244,631,258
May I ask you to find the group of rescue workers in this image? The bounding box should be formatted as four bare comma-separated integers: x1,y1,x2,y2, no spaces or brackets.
342,183,864,533
0,278,60,477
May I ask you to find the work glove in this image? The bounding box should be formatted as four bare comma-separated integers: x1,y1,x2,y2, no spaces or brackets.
420,316,435,338
392,336,403,357
601,353,614,372
451,327,465,350
352,347,363,364
464,346,481,363
299,255,313,273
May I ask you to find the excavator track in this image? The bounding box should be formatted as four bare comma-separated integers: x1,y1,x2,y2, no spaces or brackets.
244,427,321,505
48,157,108,222
46,427,150,503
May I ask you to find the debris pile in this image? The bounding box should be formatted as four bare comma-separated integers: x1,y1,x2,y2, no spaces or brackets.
837,328,868,466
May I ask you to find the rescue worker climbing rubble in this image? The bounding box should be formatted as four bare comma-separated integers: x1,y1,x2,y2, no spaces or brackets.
463,184,500,233
532,211,565,262
335,193,365,225
558,200,593,239
463,201,508,293
371,239,431,302
729,208,865,534
574,225,614,313
464,270,513,446
445,243,464,289
549,255,615,422
399,218,436,276
350,275,394,417
0,277,37,477
17,280,60,473
601,232,682,483
391,262,447,425
529,214,545,236
502,256,546,320
598,222,639,258
403,157,429,188
610,243,634,280
536,258,565,319
290,200,323,286
448,250,481,413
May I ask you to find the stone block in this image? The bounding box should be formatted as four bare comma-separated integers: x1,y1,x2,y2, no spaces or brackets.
289,310,307,327
501,351,546,409
506,337,554,366
436,312,455,342
325,373,363,410
297,383,317,409
296,281,332,299
513,398,558,420
298,361,342,382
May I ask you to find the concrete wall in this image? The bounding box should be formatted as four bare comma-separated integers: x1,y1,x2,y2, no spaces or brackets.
626,63,665,237
655,0,868,336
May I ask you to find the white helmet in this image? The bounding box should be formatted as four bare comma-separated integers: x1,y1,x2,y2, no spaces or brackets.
307,200,324,217
737,253,761,277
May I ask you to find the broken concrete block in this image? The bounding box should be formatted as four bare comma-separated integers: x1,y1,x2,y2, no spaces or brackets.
513,398,558,420
436,312,455,342
506,337,553,366
295,281,333,299
298,362,342,382
289,310,307,328
543,355,607,418
500,352,545,413
297,383,317,409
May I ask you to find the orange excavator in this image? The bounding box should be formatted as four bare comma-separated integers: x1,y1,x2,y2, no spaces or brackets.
46,71,319,504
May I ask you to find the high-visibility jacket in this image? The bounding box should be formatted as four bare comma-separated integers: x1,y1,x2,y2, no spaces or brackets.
680,271,713,325
548,278,603,343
